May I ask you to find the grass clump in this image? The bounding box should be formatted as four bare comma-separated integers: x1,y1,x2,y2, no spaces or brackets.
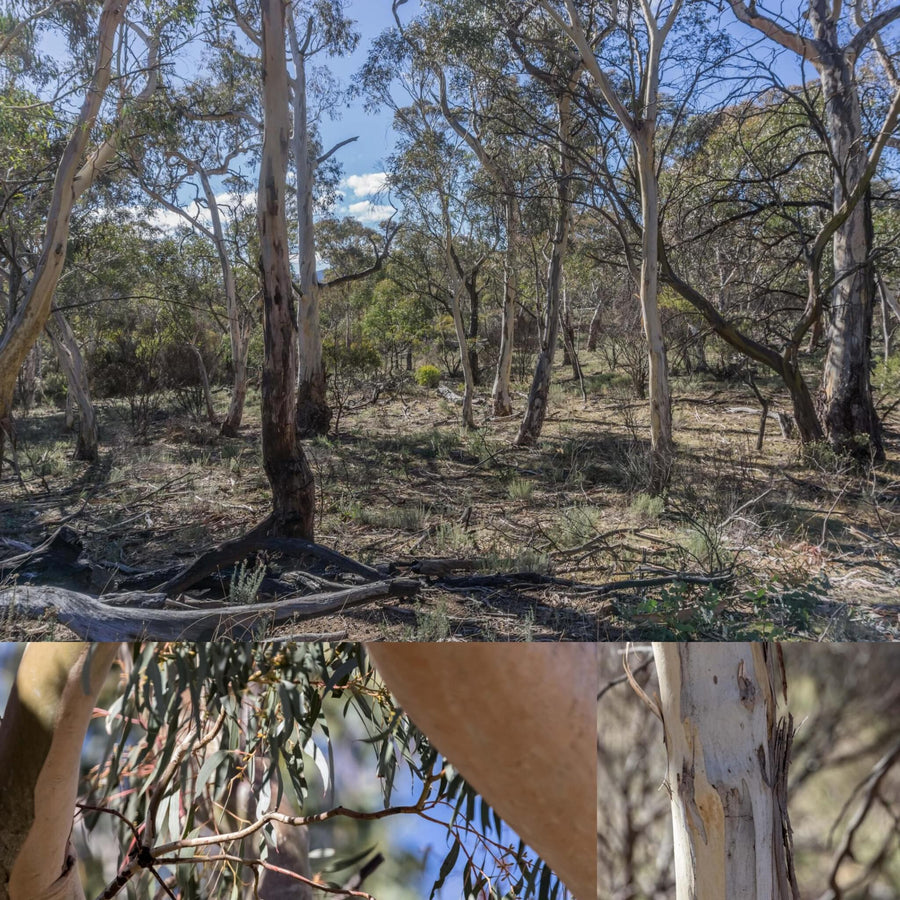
479,548,551,574
228,559,266,605
506,477,534,501
630,492,664,522
552,505,604,550
412,599,451,640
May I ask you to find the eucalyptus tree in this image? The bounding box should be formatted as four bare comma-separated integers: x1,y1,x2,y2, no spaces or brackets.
390,112,492,428
531,0,690,485
0,77,101,452
127,56,261,436
256,0,316,538
450,8,589,445
393,0,535,416
726,0,900,459
364,31,497,429
0,0,178,468
657,91,833,443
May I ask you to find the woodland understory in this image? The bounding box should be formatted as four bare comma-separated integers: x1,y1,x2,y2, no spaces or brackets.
1,362,898,642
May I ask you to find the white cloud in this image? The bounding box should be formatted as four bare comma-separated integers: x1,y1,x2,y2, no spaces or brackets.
342,172,388,198
137,190,255,233
346,201,394,224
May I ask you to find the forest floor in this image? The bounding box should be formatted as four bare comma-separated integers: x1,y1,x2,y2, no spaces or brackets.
1,362,898,641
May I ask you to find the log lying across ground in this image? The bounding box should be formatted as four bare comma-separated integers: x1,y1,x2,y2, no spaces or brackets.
0,579,420,640
0,527,735,639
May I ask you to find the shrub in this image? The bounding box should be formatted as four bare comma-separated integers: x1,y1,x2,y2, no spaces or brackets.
415,364,441,388
631,492,665,522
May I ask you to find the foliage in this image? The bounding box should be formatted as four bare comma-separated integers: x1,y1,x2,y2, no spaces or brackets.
77,643,563,900
415,364,442,388
323,338,380,432
228,559,267,604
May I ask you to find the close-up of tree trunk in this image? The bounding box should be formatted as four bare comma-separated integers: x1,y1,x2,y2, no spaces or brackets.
653,643,798,899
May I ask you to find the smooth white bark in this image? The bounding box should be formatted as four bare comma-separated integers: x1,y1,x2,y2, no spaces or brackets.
652,643,797,900
0,643,119,900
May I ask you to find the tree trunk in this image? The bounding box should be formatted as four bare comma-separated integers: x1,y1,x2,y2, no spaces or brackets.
515,78,576,447
0,0,133,472
653,643,799,900
289,18,331,438
221,347,249,438
441,197,477,429
196,169,248,437
258,0,316,539
492,199,518,416
559,283,585,387
783,361,823,445
47,308,98,461
449,279,476,429
878,274,891,362
188,343,218,426
811,7,882,460
16,345,39,412
466,269,480,386
587,299,603,351
0,643,119,900
365,643,598,900
635,129,674,489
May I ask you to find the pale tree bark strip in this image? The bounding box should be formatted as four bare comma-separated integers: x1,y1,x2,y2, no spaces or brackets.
0,643,119,900
46,306,98,460
652,643,798,900
366,643,598,900
196,166,249,435
288,11,331,438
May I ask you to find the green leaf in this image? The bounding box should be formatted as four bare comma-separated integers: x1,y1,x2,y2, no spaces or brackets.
430,838,461,898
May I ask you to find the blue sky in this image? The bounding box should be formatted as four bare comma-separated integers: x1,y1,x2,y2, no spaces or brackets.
315,1,421,225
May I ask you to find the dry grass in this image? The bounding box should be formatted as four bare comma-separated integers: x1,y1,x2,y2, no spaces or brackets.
1,362,898,641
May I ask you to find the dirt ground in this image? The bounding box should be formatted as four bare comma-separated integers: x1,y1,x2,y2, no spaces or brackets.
1,363,898,641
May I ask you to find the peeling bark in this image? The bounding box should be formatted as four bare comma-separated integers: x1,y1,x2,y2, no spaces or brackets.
653,643,798,900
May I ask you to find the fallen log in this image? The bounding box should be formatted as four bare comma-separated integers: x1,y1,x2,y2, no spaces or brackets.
437,570,733,595
0,578,420,641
